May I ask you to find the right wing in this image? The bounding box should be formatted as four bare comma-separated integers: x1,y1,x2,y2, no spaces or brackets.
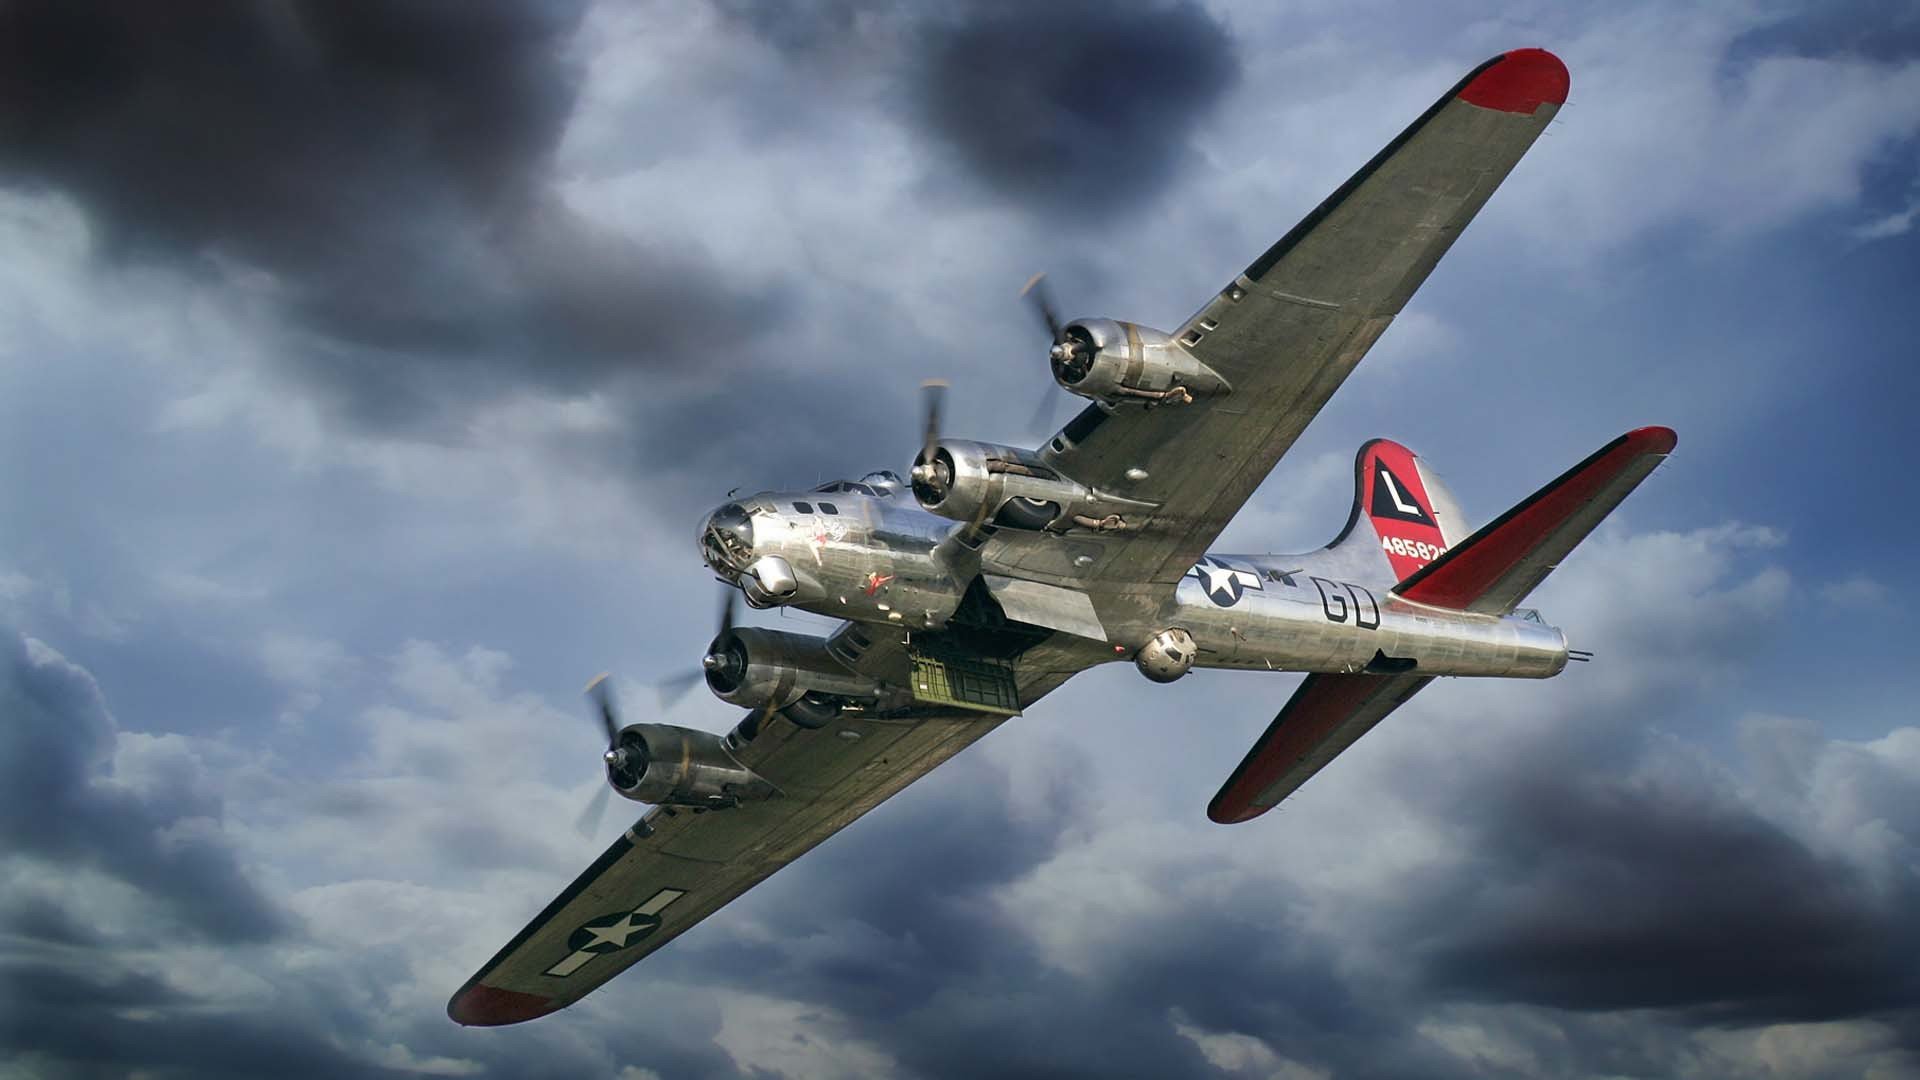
990,49,1569,590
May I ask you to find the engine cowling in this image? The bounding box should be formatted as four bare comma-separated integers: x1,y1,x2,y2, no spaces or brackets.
911,439,1152,533
1051,318,1231,408
605,722,776,807
703,627,879,722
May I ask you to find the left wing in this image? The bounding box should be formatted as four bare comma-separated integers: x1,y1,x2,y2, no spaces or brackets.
448,701,1027,1025
993,49,1568,589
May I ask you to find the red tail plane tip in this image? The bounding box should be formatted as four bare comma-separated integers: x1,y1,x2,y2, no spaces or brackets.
1627,425,1679,453
1459,48,1570,114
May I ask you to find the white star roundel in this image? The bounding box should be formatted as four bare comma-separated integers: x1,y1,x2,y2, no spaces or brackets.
1187,556,1263,607
544,888,687,978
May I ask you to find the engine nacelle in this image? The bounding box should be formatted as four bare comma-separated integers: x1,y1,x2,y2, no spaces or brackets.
911,439,1153,533
703,627,879,716
1051,318,1231,408
605,722,776,808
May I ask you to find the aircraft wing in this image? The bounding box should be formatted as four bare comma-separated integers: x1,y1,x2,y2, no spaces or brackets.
448,702,1019,1025
1010,50,1567,589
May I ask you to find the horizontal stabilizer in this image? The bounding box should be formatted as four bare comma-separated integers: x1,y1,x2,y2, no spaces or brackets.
1208,671,1431,824
1393,426,1675,614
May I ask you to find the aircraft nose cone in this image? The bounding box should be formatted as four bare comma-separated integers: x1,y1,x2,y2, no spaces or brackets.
700,502,754,573
701,653,723,672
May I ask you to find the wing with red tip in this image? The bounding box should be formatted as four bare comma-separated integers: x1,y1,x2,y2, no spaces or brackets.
1016,49,1569,590
448,703,1019,1026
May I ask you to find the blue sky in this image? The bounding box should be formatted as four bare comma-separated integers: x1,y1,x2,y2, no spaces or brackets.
3,2,1918,1078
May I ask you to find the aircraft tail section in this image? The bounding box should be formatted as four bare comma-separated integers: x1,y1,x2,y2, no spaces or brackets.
1321,438,1472,583
1394,426,1676,614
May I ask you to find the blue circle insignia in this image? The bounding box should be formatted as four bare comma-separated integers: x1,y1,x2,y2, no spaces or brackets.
1187,556,1263,608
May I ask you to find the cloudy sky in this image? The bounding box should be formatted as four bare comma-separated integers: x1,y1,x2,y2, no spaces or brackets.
3,2,1918,1077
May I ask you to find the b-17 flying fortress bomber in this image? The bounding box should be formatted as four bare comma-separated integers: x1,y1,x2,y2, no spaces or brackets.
450,48,1675,1025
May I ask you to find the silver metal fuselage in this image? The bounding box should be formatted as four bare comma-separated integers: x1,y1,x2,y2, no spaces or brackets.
700,484,1566,684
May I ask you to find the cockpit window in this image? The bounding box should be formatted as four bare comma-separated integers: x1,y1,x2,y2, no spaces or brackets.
818,502,839,515
793,501,814,514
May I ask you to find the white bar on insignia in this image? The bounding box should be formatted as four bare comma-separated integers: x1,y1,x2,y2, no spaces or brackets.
636,889,686,916
545,950,596,978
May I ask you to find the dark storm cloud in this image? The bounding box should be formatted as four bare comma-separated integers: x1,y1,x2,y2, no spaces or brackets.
651,751,1469,1080
0,1,781,429
0,630,285,943
907,1,1240,222
614,692,1920,1078
718,0,1242,222
1729,0,1920,64
1403,725,1920,1029
0,962,420,1080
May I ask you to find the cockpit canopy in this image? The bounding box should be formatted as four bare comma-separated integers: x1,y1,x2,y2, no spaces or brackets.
810,470,903,497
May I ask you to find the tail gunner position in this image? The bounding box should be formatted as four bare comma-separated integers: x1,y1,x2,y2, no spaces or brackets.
452,48,1675,1025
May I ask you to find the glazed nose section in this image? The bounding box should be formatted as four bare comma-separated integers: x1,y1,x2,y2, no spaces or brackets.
700,502,754,574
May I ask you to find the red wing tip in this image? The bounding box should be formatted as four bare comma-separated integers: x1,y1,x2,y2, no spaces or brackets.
1459,48,1569,114
1627,426,1678,453
448,983,559,1026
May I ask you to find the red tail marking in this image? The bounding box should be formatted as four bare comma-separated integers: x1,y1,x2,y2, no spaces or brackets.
1364,442,1450,581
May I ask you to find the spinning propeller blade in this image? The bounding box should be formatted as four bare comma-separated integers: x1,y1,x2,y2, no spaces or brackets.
579,586,745,837
1021,271,1065,345
573,784,612,839
575,673,622,838
1020,271,1078,439
920,378,947,470
586,672,618,743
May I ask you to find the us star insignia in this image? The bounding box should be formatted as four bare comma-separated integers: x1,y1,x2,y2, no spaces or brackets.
544,888,686,978
1187,556,1263,607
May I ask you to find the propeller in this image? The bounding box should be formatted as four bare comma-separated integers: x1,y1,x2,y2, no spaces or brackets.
920,378,947,468
575,590,740,838
573,673,623,838
911,379,953,502
1019,272,1088,439
1021,271,1065,345
651,588,739,709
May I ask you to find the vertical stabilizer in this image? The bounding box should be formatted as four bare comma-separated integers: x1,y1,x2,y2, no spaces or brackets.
1322,439,1471,584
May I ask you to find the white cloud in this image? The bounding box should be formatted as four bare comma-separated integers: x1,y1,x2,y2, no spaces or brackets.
1820,574,1889,610
712,991,901,1080
1850,197,1920,241
1173,1011,1328,1080
1491,18,1920,258
1691,1019,1909,1079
